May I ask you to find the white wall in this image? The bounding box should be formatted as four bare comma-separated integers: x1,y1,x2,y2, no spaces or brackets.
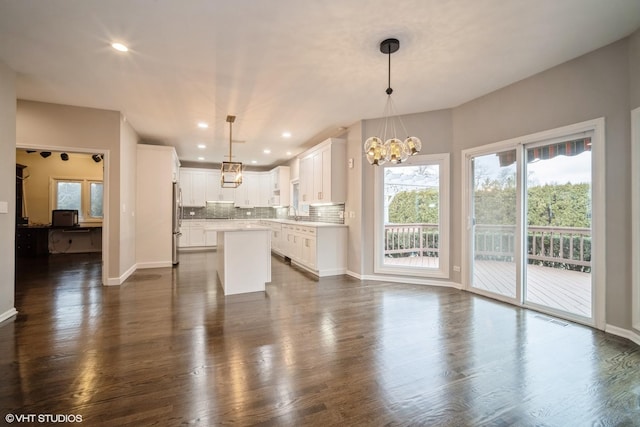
0,60,16,322
136,144,177,268
345,121,363,276
118,116,138,278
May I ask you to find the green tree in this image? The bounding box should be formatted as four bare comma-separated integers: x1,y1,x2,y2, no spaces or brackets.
388,189,439,223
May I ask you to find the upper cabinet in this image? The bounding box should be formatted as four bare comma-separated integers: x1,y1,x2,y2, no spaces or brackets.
269,166,291,206
180,168,207,207
234,172,261,208
180,165,293,208
298,138,346,205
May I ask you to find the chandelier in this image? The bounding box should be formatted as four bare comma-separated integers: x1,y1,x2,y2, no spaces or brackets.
364,38,422,166
221,115,243,188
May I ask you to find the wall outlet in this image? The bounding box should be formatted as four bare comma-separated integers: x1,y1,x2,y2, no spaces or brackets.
246,211,251,216
453,265,461,272
189,211,195,216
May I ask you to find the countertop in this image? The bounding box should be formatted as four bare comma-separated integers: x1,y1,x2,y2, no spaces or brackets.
181,218,347,228
204,223,270,232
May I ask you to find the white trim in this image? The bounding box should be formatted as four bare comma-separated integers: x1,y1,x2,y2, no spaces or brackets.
460,118,606,330
373,152,450,279
290,261,346,278
347,269,462,289
605,324,640,346
137,261,173,269
106,262,136,286
632,107,640,332
0,308,18,324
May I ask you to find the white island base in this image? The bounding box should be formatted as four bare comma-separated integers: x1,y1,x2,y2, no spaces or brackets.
216,227,271,295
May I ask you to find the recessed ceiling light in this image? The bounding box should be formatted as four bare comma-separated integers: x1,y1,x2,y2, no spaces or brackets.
197,122,208,129
111,42,128,52
197,144,206,149
197,156,205,161
263,149,271,154
286,151,292,156
282,131,291,138
251,160,257,164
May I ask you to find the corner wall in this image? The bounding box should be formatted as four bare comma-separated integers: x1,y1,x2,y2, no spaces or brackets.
0,60,16,322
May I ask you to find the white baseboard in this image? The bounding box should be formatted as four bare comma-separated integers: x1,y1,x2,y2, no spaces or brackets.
136,261,173,269
605,324,640,346
0,308,18,324
345,270,462,289
105,263,137,286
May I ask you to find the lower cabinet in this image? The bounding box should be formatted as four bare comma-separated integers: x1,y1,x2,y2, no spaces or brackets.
178,221,216,248
276,222,346,277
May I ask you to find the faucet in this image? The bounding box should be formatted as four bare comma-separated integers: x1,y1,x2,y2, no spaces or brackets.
289,205,299,221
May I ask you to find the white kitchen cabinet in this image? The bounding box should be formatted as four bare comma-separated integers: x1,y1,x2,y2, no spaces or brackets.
180,168,207,207
298,138,346,204
178,225,189,248
301,228,316,269
204,170,221,202
299,156,314,205
269,166,290,206
270,221,346,277
234,172,265,207
204,170,237,202
205,228,217,246
259,176,271,207
261,220,284,254
189,221,206,246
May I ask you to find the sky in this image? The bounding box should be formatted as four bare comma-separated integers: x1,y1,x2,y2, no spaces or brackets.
476,151,591,187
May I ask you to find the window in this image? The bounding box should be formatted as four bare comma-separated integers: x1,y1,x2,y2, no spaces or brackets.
374,153,450,278
51,178,103,222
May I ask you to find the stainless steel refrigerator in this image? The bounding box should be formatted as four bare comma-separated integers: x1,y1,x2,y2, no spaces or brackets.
172,181,182,266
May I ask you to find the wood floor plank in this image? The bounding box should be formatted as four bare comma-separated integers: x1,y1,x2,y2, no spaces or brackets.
1,251,639,426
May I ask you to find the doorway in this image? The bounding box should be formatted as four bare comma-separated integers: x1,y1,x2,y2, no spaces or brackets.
14,147,109,286
463,119,605,328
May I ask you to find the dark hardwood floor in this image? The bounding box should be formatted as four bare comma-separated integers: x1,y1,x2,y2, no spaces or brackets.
2,251,640,426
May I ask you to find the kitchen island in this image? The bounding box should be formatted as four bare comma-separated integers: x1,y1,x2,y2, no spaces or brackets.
207,222,271,295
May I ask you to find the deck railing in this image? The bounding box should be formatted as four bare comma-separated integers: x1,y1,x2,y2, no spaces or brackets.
384,223,591,272
384,223,439,258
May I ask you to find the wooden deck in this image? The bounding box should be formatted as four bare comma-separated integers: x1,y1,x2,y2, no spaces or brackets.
384,256,591,317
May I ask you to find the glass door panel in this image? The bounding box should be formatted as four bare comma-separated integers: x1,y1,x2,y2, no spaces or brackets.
524,137,592,318
471,150,517,299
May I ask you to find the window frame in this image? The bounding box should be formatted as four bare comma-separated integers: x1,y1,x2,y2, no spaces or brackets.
373,152,450,279
50,177,104,223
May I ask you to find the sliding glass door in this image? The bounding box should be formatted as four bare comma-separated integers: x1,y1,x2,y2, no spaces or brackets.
464,121,603,326
470,149,518,300
524,137,593,318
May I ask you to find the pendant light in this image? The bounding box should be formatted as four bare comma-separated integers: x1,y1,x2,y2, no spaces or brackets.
364,38,422,165
221,115,243,188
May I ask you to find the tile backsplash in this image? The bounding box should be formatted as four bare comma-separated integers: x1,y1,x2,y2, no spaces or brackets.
182,202,345,224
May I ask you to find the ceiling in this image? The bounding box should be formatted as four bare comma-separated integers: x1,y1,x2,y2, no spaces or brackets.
1,0,639,168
